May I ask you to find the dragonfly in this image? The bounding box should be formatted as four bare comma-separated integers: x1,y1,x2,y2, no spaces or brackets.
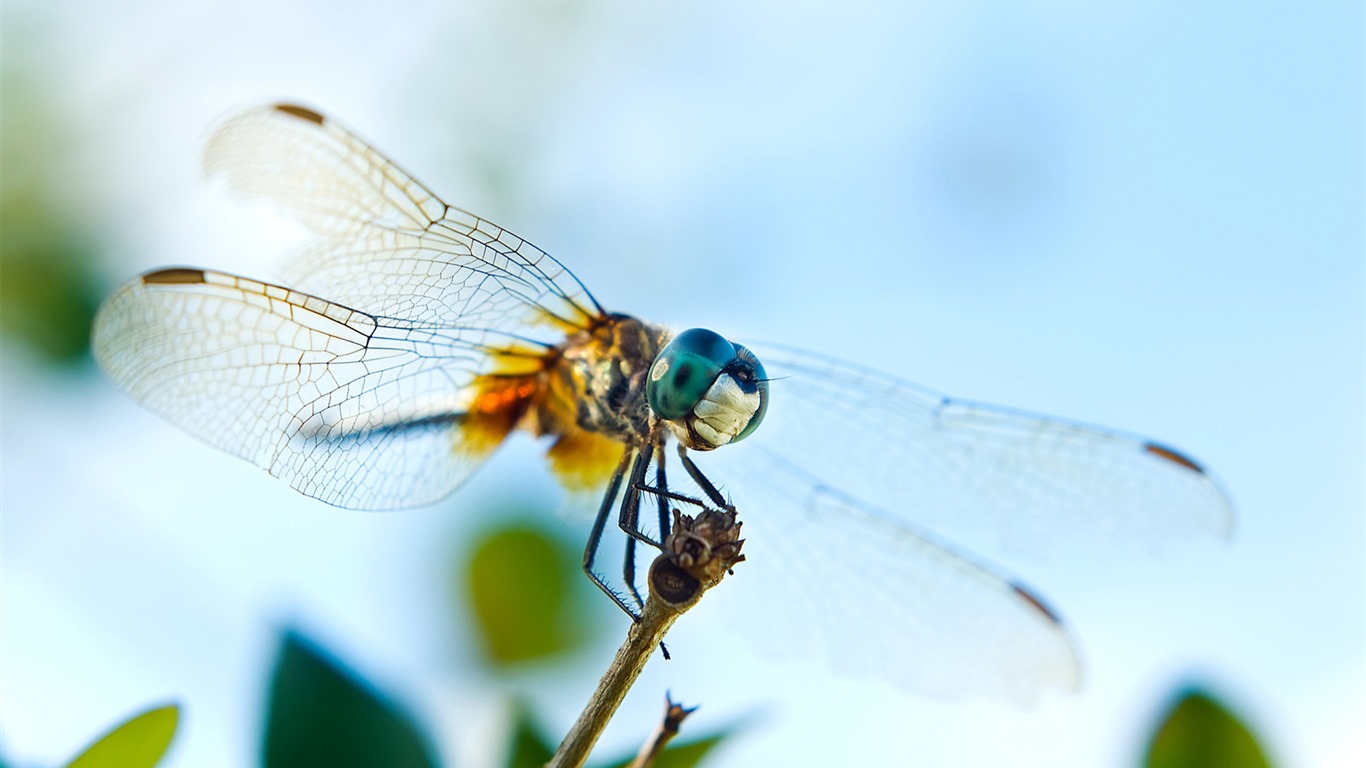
92,103,1233,703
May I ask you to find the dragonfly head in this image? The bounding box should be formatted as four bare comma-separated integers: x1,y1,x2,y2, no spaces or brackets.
647,328,768,451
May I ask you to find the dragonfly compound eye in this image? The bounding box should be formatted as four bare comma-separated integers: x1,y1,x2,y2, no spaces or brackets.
648,328,768,449
729,343,768,442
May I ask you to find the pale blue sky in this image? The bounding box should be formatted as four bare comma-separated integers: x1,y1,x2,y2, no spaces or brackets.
3,1,1361,766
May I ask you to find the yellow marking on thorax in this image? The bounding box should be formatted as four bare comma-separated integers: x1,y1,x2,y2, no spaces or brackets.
525,358,616,490
547,429,627,492
535,303,597,335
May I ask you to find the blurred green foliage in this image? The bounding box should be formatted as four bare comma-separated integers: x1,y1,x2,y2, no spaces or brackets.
263,630,438,768
0,62,103,366
61,702,179,768
256,624,735,768
463,519,599,666
1143,686,1274,768
504,703,556,768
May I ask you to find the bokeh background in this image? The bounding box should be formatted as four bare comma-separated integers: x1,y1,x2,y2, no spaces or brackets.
2,1,1361,766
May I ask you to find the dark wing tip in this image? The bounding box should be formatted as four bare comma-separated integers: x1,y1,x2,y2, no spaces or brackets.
273,103,326,125
1011,582,1064,625
142,268,206,285
1144,442,1207,475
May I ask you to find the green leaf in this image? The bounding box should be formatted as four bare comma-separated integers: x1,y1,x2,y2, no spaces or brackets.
598,731,730,768
645,732,729,768
1144,686,1274,768
263,630,438,768
504,703,556,768
464,520,593,666
63,702,180,768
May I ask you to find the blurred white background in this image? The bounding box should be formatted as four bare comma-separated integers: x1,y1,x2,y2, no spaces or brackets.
2,1,1361,766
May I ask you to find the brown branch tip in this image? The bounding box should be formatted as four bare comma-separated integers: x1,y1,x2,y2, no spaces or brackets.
649,506,746,611
628,694,698,768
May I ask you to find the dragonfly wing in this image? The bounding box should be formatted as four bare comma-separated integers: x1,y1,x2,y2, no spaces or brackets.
740,344,1233,557
702,476,1081,702
689,345,1231,699
203,103,602,333
92,268,507,509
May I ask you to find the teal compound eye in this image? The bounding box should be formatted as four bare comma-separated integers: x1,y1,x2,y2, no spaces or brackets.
647,328,734,420
647,328,769,447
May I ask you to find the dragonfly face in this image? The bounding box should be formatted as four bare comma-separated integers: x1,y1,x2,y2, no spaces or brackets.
93,103,1233,703
647,328,769,451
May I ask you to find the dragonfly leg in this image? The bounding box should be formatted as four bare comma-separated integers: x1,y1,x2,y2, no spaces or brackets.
617,448,664,550
653,442,672,540
677,444,732,510
622,535,644,610
618,448,651,612
583,447,642,621
620,443,677,610
633,483,713,513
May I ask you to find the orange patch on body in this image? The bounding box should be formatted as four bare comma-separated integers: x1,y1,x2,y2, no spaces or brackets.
458,374,540,457
455,345,627,494
455,319,641,494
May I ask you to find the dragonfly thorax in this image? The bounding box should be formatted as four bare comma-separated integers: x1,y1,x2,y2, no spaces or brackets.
548,313,668,446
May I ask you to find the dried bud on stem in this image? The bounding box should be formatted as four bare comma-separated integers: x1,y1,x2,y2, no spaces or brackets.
547,505,744,768
650,507,745,610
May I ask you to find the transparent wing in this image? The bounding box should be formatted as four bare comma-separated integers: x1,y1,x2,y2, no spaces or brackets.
692,345,1232,700
202,103,603,333
94,103,613,509
741,344,1233,555
92,268,524,509
711,484,1081,703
